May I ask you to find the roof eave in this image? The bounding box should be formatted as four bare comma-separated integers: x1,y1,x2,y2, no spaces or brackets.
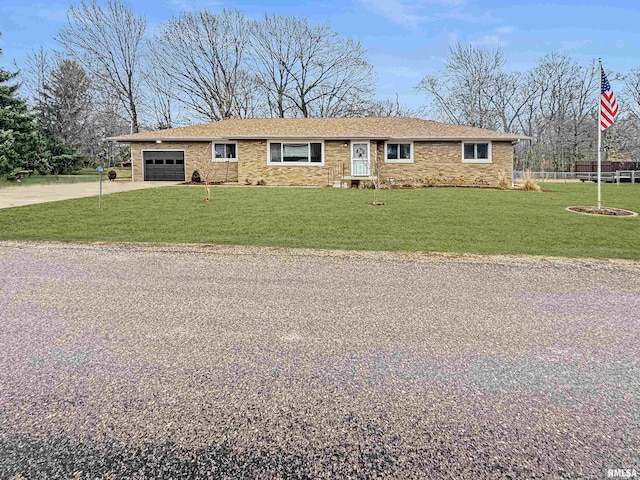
111,135,529,143
108,137,219,142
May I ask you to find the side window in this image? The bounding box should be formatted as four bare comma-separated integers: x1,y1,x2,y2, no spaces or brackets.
270,143,282,162
462,143,491,163
385,142,413,163
214,143,238,161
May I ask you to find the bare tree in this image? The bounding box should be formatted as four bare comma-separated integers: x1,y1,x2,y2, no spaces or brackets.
192,156,218,202
417,45,621,171
490,70,540,133
21,46,128,165
149,9,258,122
248,15,297,118
21,47,54,108
89,88,131,164
416,43,505,129
250,16,375,118
524,54,597,170
231,69,270,119
623,68,640,121
144,68,181,130
370,142,384,205
356,94,419,117
289,21,375,117
566,60,598,163
57,0,146,133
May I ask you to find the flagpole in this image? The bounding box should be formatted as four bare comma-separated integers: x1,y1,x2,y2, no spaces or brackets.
597,58,602,210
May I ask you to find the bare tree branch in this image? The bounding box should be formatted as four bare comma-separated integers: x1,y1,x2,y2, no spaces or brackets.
56,0,146,133
148,9,260,122
250,16,375,118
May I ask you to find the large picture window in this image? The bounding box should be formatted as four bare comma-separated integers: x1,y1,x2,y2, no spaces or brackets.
462,142,491,163
213,143,237,161
385,142,413,163
268,141,323,165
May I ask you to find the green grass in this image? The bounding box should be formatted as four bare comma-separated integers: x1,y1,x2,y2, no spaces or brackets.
0,183,639,259
0,168,131,187
0,174,99,187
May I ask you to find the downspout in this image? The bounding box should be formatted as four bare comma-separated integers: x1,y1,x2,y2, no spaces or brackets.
511,139,521,187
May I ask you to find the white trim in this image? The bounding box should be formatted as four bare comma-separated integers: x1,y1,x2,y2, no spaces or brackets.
212,141,238,162
267,140,325,166
461,141,492,163
141,149,186,181
384,140,414,163
130,145,134,182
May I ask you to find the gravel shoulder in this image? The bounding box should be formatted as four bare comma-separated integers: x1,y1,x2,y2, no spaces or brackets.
1,241,639,478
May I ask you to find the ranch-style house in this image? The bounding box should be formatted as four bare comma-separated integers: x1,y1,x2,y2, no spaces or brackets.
112,117,525,187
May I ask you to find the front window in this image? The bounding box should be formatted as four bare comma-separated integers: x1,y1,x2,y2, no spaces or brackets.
462,142,491,163
268,141,323,164
214,143,237,161
385,142,413,163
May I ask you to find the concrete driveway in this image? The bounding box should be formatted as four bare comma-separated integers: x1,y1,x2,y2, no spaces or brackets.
1,241,638,478
0,180,179,209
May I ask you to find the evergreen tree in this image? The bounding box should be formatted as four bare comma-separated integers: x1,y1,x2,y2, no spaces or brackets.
40,59,91,145
0,33,49,178
36,59,88,174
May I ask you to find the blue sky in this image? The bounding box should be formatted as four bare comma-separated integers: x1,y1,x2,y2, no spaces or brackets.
1,0,639,109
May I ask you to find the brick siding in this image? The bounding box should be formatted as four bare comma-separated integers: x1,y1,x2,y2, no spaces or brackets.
131,142,238,183
130,139,513,186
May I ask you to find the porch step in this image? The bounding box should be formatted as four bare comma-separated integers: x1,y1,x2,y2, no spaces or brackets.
341,176,374,181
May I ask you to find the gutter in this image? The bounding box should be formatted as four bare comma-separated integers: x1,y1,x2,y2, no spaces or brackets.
110,135,529,143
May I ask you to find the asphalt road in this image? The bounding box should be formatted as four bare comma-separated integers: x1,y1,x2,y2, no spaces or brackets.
1,242,639,479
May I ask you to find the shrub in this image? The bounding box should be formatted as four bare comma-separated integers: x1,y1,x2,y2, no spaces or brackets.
191,170,201,183
108,170,117,181
451,175,467,186
4,168,25,182
424,176,438,187
521,170,541,191
497,171,510,189
256,179,267,186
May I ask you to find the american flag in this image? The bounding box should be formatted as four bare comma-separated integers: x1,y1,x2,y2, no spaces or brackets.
600,67,618,130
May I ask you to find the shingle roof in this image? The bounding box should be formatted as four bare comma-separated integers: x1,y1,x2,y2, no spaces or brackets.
111,117,527,142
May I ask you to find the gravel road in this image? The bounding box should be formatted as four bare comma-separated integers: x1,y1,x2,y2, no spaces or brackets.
1,241,639,479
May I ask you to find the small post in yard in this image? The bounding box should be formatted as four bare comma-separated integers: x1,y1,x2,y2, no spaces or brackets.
96,166,104,209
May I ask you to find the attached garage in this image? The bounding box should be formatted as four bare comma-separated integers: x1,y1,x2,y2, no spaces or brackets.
143,150,185,181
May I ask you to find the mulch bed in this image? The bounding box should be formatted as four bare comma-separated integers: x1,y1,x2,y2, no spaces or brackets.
567,206,638,217
180,181,224,186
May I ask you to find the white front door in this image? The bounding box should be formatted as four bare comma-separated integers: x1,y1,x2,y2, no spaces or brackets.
351,141,370,176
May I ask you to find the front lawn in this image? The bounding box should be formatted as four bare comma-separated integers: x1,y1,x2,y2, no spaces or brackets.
0,183,639,259
0,168,131,188
0,174,99,188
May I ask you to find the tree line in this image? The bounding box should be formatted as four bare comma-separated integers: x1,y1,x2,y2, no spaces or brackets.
2,0,639,179
0,34,85,179
2,0,415,178
50,1,415,131
417,44,640,171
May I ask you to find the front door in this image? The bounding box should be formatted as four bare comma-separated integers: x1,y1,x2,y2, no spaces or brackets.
351,141,370,176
